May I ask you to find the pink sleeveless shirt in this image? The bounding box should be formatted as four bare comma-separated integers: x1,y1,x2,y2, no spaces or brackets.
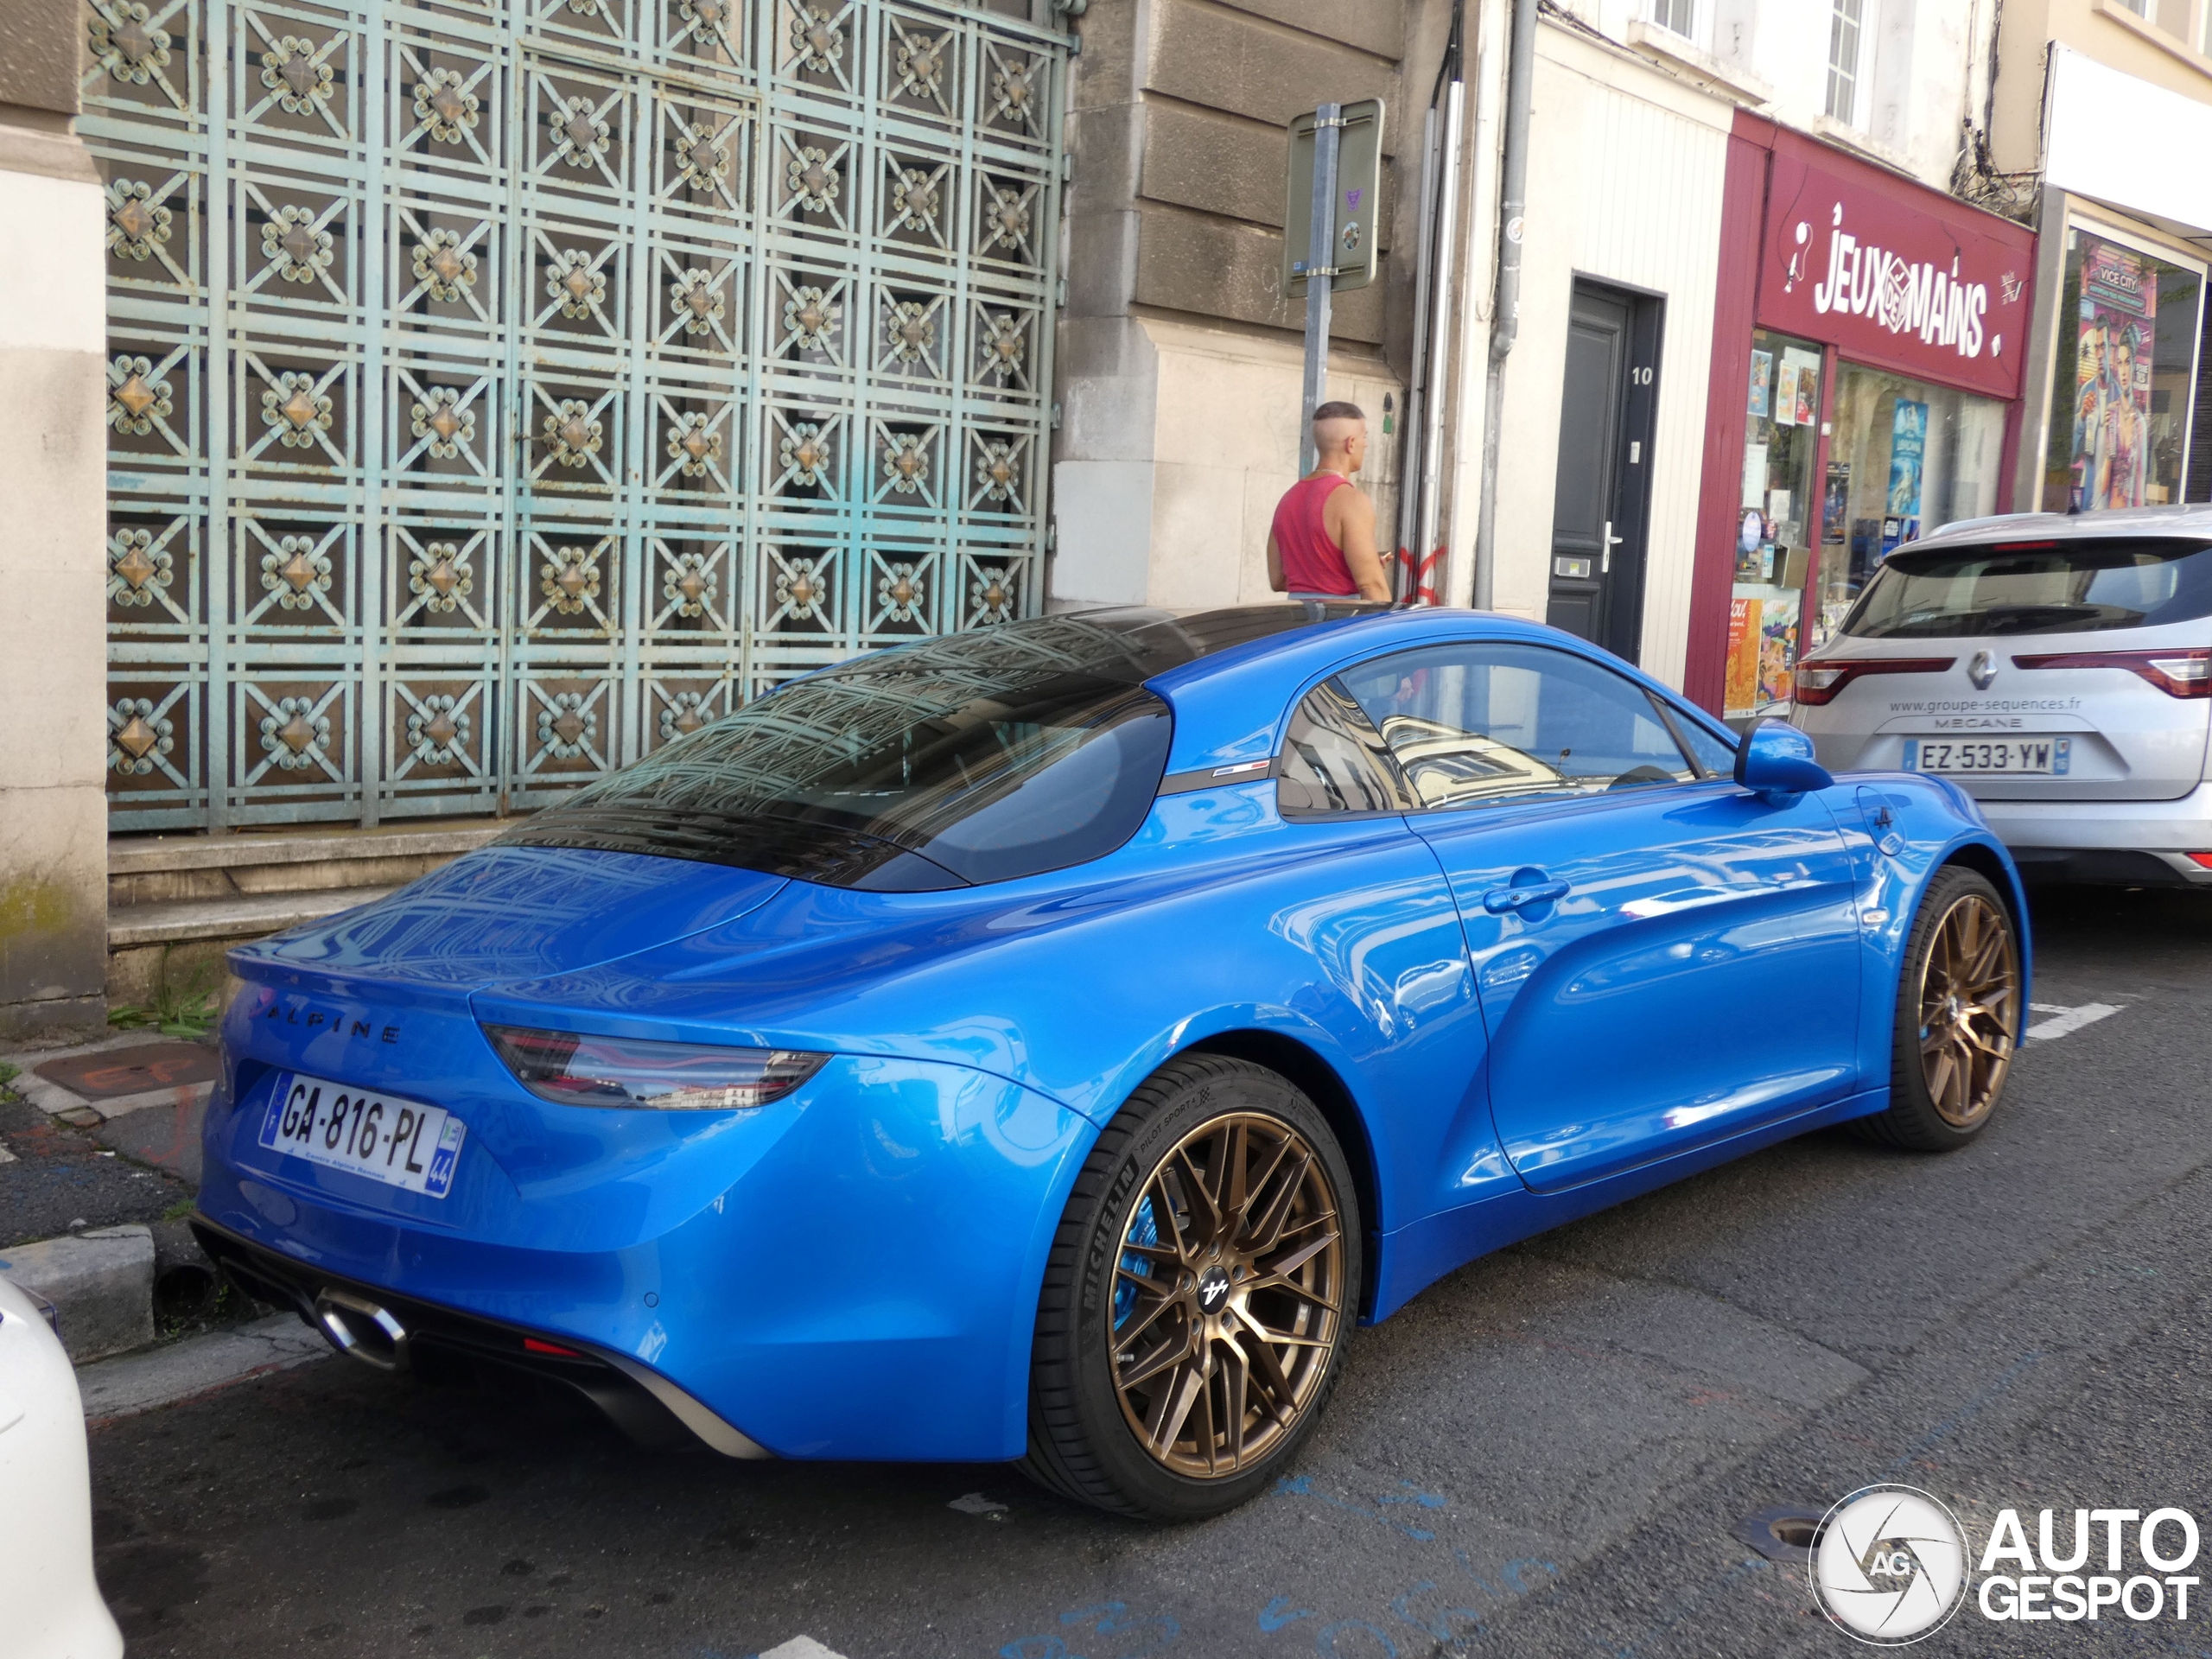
1270,473,1357,597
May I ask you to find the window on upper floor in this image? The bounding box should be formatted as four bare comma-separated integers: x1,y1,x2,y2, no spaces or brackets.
1651,0,1698,39
1825,0,1867,124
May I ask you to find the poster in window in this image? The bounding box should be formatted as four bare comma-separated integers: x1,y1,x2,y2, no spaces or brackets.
1748,350,1773,420
1774,358,1801,426
1783,348,1821,425
1725,597,1761,718
1822,462,1850,543
1757,590,1800,711
2069,235,2155,512
1887,398,1928,532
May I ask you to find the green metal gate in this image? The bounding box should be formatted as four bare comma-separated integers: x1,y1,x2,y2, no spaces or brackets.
84,0,1064,830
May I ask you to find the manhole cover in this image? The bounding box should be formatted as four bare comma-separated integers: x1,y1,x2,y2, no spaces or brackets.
1732,1503,1827,1564
35,1041,219,1100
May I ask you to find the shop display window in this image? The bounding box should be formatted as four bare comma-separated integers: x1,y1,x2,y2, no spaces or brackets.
1821,365,2006,639
2040,226,2205,514
1725,329,1821,718
1727,343,2008,719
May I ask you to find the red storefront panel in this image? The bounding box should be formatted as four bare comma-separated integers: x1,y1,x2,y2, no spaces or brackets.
1757,142,2035,404
1685,118,2037,715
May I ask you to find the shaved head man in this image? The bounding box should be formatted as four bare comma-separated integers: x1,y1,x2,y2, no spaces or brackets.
1267,400,1391,603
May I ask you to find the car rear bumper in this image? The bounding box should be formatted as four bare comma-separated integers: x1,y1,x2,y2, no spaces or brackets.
196,1055,1093,1461
192,1217,767,1454
1972,782,2212,881
2005,849,2212,887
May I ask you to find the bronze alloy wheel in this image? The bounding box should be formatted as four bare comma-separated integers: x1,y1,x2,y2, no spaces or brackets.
1915,887,2019,1129
1107,1111,1347,1478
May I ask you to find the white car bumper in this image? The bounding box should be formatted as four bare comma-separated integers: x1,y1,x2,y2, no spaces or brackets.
0,1278,123,1659
1971,780,2212,885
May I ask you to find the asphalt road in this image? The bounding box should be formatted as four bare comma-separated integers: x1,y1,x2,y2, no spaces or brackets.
86,885,2212,1659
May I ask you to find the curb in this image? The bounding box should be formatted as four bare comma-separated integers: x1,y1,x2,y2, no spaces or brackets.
79,1311,331,1423
0,1226,156,1362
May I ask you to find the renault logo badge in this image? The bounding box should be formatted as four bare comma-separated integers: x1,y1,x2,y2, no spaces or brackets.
1967,650,1999,690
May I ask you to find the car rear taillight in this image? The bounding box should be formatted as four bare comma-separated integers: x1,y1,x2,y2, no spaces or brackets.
482,1025,829,1110
2012,648,2212,699
1792,657,1957,706
2189,853,2212,870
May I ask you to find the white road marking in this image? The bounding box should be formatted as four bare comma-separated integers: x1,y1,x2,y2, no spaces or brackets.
2025,1003,2121,1043
0,1146,15,1163
760,1639,849,1659
949,1491,1009,1516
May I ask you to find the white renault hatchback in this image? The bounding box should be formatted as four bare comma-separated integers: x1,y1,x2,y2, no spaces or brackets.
1793,505,2212,887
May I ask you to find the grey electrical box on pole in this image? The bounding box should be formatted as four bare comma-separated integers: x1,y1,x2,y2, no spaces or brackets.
1284,99,1383,475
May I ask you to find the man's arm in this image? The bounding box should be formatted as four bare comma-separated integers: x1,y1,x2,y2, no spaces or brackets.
1330,487,1392,601
1266,531,1285,593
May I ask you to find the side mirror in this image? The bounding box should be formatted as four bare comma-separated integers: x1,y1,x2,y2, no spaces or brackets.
1734,718,1834,799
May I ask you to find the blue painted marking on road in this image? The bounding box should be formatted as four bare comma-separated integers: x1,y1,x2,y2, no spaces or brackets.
1313,1618,1398,1657
1890,1350,2044,1471
1258,1596,1314,1631
1387,1580,1482,1646
1272,1474,1446,1540
1503,1558,1560,1594
1000,1599,1182,1659
1605,1556,1769,1659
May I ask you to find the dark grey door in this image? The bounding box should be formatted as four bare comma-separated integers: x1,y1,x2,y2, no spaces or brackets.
1547,282,1662,663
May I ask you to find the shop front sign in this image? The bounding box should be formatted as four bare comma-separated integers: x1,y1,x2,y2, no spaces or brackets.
1758,143,2034,402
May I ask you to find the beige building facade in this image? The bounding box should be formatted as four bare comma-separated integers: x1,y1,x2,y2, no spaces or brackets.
1992,0,2212,513
0,0,109,1039
1048,0,1424,613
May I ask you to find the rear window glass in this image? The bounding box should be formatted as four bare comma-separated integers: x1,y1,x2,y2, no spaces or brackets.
1843,538,2212,639
501,651,1173,888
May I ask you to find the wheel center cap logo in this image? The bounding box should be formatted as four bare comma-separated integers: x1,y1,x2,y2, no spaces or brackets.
1196,1267,1231,1314
1810,1484,1970,1644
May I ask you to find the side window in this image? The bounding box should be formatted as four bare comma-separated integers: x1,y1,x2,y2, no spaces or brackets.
1338,642,1698,810
1277,678,1414,817
1663,708,1739,779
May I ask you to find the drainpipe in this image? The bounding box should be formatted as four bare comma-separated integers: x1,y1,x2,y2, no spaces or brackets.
1471,0,1537,611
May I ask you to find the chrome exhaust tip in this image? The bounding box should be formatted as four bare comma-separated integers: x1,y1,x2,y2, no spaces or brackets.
314,1290,410,1371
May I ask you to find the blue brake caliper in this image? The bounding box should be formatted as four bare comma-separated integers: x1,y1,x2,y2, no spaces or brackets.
1113,1196,1160,1331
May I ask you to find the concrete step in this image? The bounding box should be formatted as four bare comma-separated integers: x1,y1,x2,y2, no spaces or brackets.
0,1226,156,1362
105,820,503,1010
107,885,397,950
110,820,505,907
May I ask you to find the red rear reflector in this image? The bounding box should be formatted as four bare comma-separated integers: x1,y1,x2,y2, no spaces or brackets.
523,1337,582,1357
1792,657,1957,706
2014,648,2212,699
2190,854,2212,870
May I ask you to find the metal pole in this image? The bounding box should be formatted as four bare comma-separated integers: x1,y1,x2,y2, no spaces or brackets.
1415,73,1464,601
1394,105,1441,597
1472,0,1537,611
1299,102,1342,477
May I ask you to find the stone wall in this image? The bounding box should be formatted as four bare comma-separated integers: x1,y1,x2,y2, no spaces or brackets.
0,0,108,1040
1051,0,1426,609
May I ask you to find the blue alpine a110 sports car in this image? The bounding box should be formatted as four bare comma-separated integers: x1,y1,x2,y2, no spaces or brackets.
194,604,2026,1520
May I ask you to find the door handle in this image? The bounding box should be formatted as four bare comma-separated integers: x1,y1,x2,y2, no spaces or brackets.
1482,878,1572,914
1601,519,1624,574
